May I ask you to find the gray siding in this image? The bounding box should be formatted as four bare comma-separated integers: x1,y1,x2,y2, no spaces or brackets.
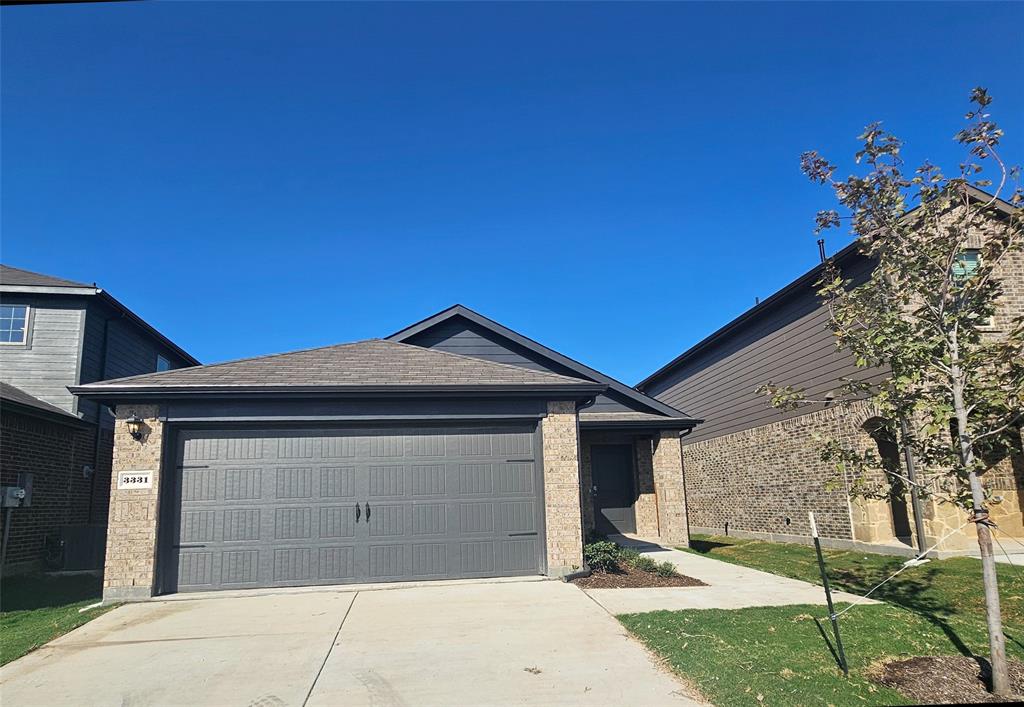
403,318,636,413
78,300,194,423
645,255,887,443
0,294,85,414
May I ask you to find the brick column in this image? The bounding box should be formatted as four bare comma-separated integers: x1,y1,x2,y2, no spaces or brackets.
541,401,584,576
103,405,164,602
652,430,689,547
633,439,660,537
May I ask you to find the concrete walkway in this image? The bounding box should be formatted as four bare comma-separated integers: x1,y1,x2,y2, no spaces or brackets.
0,579,704,707
582,536,875,615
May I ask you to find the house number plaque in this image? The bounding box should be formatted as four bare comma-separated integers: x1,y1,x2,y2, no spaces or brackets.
117,471,153,490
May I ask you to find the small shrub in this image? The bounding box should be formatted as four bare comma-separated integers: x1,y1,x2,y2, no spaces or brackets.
618,548,641,566
584,541,622,572
632,555,659,573
654,561,679,578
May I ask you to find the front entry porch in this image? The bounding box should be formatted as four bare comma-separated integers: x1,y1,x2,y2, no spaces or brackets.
578,423,690,546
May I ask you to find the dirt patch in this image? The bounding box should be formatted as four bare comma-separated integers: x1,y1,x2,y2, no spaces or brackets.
868,655,1024,703
570,565,706,589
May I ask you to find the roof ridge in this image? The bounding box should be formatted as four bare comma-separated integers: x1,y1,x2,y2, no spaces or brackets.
377,339,589,385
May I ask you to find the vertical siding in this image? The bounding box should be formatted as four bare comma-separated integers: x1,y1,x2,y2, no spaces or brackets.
0,295,84,414
645,254,887,443
404,318,635,413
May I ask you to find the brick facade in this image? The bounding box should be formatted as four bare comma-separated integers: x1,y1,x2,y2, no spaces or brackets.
541,401,584,576
653,431,689,545
682,402,870,543
0,410,98,571
103,405,165,601
682,400,1024,553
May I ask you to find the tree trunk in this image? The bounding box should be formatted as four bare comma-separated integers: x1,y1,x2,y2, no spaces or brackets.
950,325,1009,697
968,470,1011,697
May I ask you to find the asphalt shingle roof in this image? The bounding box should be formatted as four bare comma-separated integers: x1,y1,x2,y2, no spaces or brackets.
0,264,92,289
73,339,598,391
0,382,81,421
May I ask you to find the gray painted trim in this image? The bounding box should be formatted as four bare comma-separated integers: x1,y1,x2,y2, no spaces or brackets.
70,383,607,401
579,419,697,430
163,414,545,425
0,285,98,296
387,305,693,420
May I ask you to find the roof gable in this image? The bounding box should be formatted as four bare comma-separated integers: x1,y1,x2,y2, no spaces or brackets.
71,339,604,397
387,305,694,420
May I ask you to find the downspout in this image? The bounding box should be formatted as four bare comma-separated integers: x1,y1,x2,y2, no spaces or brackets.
575,397,596,546
678,428,693,542
87,314,114,523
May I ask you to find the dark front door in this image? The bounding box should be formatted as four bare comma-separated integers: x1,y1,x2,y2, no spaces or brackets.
590,444,637,535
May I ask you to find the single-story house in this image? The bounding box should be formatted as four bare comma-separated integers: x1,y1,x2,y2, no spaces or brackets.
72,305,698,600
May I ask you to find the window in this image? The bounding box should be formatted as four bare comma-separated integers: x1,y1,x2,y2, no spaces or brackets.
156,354,172,372
0,305,28,344
952,249,981,281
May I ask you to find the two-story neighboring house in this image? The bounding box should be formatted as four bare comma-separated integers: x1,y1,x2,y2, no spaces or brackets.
0,265,198,573
637,189,1023,556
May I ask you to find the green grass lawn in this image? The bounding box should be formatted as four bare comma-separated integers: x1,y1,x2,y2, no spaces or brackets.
1,573,115,666
617,534,1024,706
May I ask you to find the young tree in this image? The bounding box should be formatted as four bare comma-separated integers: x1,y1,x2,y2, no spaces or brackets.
761,88,1023,695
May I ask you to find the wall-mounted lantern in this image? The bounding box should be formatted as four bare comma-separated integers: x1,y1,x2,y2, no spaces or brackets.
126,413,144,441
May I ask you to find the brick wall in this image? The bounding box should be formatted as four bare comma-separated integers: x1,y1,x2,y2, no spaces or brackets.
541,401,584,575
0,411,97,571
103,405,164,601
653,431,689,545
682,403,871,542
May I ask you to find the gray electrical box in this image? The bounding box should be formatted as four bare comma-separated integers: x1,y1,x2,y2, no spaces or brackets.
17,472,33,507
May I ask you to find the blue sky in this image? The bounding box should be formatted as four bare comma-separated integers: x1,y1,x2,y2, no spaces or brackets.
2,2,1022,384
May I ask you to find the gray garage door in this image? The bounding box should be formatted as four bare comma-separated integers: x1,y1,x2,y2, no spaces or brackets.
166,425,544,593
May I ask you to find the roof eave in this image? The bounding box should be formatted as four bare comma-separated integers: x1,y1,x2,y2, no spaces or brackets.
579,417,702,430
69,382,608,403
1,398,91,427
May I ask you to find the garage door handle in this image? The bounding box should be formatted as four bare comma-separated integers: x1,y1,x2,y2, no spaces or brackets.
355,503,361,523
508,532,537,537
365,502,371,521
174,544,208,549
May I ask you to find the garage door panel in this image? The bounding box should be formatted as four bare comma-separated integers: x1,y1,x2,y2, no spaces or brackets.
170,425,543,592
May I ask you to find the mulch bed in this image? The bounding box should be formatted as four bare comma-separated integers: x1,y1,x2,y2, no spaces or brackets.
570,564,707,589
869,656,1024,703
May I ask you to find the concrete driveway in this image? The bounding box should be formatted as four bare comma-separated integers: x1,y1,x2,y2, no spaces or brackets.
0,579,702,707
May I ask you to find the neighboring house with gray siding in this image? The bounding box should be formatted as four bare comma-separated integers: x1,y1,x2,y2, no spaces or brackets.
0,264,198,572
637,189,1024,555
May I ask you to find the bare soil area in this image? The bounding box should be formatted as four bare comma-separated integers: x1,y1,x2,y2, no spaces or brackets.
570,565,706,589
869,655,1024,703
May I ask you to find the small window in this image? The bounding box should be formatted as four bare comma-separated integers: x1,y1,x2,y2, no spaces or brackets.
952,249,981,281
156,354,172,372
0,305,29,344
